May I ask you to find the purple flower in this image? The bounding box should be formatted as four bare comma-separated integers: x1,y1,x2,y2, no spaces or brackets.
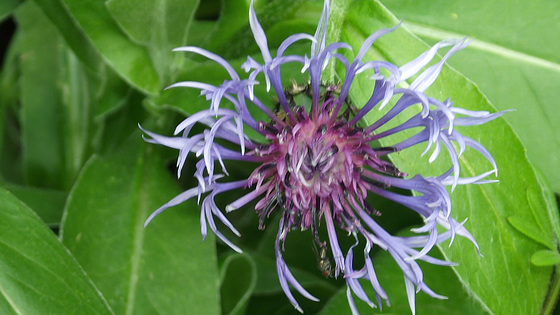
141,1,505,314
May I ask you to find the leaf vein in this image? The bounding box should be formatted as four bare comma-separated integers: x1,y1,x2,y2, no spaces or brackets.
402,21,560,73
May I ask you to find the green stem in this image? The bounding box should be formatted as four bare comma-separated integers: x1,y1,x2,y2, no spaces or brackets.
323,0,351,82
542,266,560,315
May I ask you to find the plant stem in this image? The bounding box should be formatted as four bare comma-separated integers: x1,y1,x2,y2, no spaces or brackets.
542,266,560,315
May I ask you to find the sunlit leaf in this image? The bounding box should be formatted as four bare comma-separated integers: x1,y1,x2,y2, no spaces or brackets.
532,250,560,267
383,0,560,192
106,0,199,83
59,0,160,94
340,1,559,314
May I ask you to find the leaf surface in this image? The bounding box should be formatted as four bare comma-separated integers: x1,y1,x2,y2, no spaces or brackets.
340,1,559,314
61,133,221,315
0,188,113,314
383,0,560,192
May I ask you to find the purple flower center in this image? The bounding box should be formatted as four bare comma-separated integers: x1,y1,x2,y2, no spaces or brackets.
249,85,402,234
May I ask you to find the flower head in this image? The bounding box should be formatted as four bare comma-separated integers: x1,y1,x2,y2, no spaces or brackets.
141,1,504,314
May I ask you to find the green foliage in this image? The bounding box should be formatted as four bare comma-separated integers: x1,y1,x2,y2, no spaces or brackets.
319,236,488,315
383,0,560,192
0,188,112,314
0,0,558,314
342,1,559,314
61,133,220,314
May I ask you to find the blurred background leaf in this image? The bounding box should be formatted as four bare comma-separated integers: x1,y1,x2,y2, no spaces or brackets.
219,253,257,315
0,0,21,21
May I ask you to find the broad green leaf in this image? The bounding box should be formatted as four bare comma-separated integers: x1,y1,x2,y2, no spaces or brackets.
106,0,197,50
186,20,216,48
0,23,22,184
105,0,198,84
532,250,560,267
247,253,340,315
382,0,560,192
144,59,230,117
198,0,250,53
341,1,559,314
94,67,133,119
0,188,113,314
382,0,560,63
60,50,101,186
214,0,309,60
16,2,66,189
2,183,66,226
440,45,560,192
96,92,147,154
219,253,257,315
61,132,220,315
245,217,342,313
59,0,160,94
16,2,105,189
0,0,21,21
319,241,488,315
33,0,103,74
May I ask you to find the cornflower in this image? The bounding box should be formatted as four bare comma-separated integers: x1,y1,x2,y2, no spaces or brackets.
141,1,504,313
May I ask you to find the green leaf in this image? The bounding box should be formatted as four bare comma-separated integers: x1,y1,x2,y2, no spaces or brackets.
0,0,21,21
319,241,488,315
532,250,560,267
219,253,257,315
61,132,220,315
341,1,559,314
94,67,133,119
198,0,249,52
2,183,66,226
0,22,22,184
506,171,559,251
212,0,310,60
105,0,199,84
95,92,147,154
382,0,559,63
0,188,113,314
16,2,66,189
247,253,340,315
16,1,106,189
59,0,160,94
105,0,196,50
33,0,103,74
60,50,102,186
382,0,560,192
